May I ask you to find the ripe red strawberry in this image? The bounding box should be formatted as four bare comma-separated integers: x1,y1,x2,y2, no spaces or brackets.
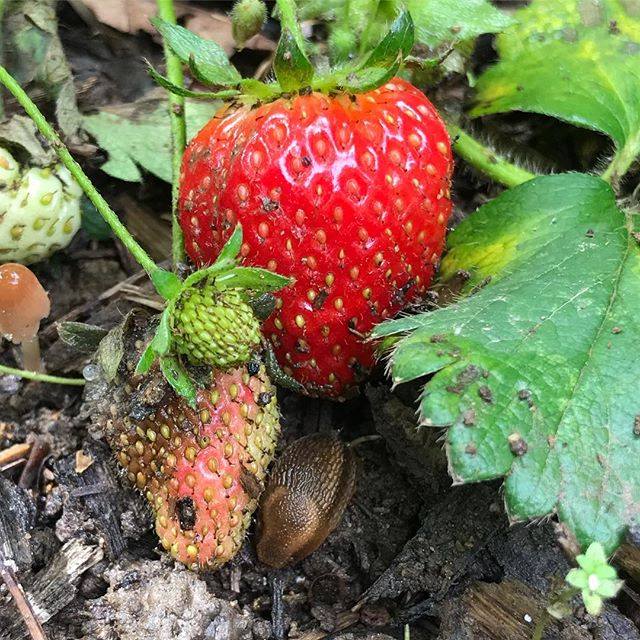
94,315,281,569
179,78,453,398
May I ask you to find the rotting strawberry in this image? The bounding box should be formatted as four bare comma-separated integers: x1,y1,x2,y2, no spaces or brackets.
91,313,280,569
157,8,453,398
178,78,453,397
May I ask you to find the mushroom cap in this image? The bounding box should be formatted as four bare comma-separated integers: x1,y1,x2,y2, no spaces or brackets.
0,263,50,343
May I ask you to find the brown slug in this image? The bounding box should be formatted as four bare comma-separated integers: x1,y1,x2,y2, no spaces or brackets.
256,433,357,568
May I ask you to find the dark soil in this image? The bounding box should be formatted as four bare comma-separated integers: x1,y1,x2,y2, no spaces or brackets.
1,3,640,640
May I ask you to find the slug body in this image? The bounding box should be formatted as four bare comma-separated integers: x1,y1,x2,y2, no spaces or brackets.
256,433,357,568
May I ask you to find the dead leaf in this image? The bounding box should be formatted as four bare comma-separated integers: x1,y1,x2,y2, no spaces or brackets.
74,0,275,54
5,0,83,139
75,449,94,474
0,115,57,165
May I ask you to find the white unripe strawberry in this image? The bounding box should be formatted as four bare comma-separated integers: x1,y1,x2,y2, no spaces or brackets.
0,147,82,264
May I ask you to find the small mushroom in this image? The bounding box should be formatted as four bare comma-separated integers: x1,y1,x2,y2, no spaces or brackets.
0,263,50,372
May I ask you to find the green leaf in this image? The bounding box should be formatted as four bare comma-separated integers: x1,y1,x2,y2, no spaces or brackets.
405,0,513,49
274,28,314,91
300,0,511,56
80,196,112,241
375,173,640,554
215,266,292,292
83,95,219,183
147,64,240,100
160,355,197,407
151,18,242,86
471,0,640,183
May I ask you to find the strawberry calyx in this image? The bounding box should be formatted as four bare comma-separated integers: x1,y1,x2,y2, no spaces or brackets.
136,224,291,406
148,3,414,104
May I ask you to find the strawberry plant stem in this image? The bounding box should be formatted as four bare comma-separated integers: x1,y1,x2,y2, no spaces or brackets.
601,131,640,189
448,123,536,188
0,363,85,386
0,65,161,281
156,0,186,269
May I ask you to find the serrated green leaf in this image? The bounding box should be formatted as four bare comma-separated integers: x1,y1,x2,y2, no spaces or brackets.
83,96,219,183
274,28,314,91
160,355,197,407
147,64,240,100
150,268,182,300
215,266,292,292
471,0,640,182
375,173,640,554
151,18,242,86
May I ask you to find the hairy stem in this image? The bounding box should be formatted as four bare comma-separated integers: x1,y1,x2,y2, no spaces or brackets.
601,131,640,190
0,363,85,385
0,65,159,280
448,123,536,188
156,0,186,268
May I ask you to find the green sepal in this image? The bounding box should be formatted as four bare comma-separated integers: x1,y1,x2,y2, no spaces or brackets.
151,18,242,86
364,10,414,68
147,63,241,100
215,266,292,292
135,308,173,375
274,28,314,92
135,342,157,375
341,53,404,93
180,225,244,290
239,78,280,101
160,355,197,408
314,10,414,93
150,268,182,300
216,223,243,264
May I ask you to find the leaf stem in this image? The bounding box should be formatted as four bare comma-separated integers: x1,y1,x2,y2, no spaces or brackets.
0,364,85,386
448,123,536,188
0,65,160,281
155,0,186,268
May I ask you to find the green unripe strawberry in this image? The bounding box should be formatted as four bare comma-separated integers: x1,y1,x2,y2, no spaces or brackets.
172,285,261,369
0,147,82,264
231,0,267,48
